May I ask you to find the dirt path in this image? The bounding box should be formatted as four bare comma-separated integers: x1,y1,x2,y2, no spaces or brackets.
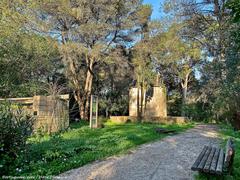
59,124,221,180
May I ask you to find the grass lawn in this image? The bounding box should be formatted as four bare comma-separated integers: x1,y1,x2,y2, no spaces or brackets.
9,121,193,177
196,124,240,180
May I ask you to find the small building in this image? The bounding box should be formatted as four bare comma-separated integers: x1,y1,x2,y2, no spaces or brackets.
0,95,69,133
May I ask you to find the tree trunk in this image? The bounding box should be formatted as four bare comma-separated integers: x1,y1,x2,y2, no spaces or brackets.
71,57,94,120
182,86,188,105
105,107,109,118
181,86,188,116
73,90,84,120
83,57,94,120
79,101,85,120
181,72,190,117
60,30,95,121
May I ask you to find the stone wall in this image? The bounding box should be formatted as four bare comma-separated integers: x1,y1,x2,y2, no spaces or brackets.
0,95,69,133
110,116,187,124
129,86,167,118
109,116,131,123
141,116,187,124
33,95,69,133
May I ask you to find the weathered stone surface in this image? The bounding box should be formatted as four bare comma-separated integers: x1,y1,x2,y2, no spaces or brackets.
33,95,69,133
110,116,187,124
110,116,131,123
129,86,167,118
1,95,69,133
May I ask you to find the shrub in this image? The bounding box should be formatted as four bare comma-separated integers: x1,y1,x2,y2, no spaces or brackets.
183,102,213,122
0,102,34,176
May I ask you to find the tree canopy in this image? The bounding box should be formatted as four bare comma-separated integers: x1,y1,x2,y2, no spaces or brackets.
0,0,239,124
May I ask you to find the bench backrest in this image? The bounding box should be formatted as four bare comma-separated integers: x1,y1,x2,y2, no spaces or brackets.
224,138,235,171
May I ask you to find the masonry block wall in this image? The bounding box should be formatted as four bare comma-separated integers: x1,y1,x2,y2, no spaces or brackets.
33,95,69,133
1,95,69,133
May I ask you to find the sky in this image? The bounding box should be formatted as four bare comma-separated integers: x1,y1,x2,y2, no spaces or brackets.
143,0,164,20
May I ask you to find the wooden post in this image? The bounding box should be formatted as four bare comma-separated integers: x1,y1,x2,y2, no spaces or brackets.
89,95,99,129
90,95,93,128
96,96,98,128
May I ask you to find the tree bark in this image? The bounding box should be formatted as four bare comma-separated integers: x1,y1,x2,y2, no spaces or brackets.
73,90,84,120
82,57,94,120
105,107,109,118
181,71,190,116
70,55,94,120
79,100,85,120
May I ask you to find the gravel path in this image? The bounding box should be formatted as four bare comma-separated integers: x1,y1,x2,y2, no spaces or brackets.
59,124,221,180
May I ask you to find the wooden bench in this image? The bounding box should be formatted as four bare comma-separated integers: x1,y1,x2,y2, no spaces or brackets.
155,128,176,134
191,138,235,175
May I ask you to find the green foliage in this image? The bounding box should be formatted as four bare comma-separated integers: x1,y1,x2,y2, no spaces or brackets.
204,1,240,124
98,92,129,117
132,25,155,89
7,121,193,176
0,102,34,176
219,126,240,179
0,32,61,97
168,91,214,122
0,0,62,98
227,0,240,23
167,91,182,116
182,103,213,122
98,92,129,116
151,23,201,116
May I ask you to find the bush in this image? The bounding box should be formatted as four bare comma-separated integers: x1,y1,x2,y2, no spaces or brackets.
183,102,213,122
98,95,129,117
0,102,34,176
168,96,182,116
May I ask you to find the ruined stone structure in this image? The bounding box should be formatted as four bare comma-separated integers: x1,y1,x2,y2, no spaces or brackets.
33,95,69,133
110,85,187,124
110,115,187,124
129,86,167,118
1,95,69,133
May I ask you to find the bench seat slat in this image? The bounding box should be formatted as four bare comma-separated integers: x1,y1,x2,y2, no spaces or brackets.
216,149,225,174
197,146,212,170
191,146,208,171
210,148,220,174
203,147,216,173
191,138,235,176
